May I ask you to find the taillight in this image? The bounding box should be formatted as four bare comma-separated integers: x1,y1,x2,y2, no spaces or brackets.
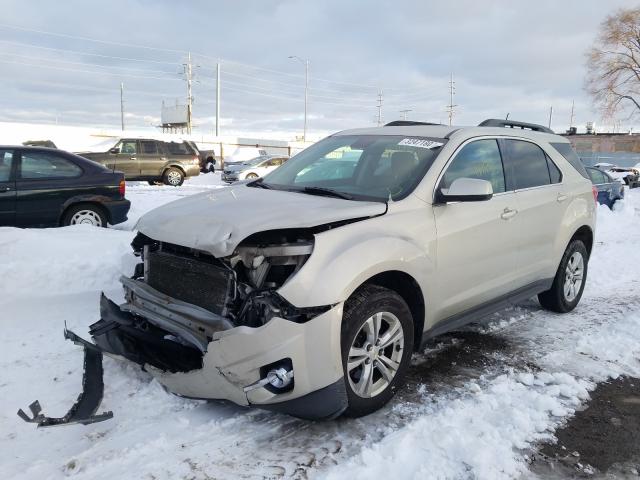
592,185,598,203
119,179,126,197
193,156,199,164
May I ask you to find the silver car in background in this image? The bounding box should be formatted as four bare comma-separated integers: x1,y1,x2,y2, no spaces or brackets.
222,155,288,183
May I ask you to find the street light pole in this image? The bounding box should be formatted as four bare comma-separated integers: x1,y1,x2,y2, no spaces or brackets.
289,55,308,142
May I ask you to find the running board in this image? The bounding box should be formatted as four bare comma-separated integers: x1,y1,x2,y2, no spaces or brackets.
17,328,113,427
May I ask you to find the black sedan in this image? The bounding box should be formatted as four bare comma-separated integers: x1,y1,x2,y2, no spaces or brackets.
0,146,130,227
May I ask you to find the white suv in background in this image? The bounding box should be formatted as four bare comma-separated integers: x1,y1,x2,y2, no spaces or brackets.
22,119,597,427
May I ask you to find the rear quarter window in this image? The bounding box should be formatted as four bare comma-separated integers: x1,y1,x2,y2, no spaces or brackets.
550,142,589,179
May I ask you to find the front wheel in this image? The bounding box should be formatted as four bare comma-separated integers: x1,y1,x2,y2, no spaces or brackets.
341,284,414,417
163,167,184,186
538,240,588,313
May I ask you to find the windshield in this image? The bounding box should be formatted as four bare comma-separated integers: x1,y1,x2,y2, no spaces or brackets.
259,135,446,201
243,156,268,166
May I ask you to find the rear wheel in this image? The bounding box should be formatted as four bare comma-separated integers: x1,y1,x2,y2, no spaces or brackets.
63,204,107,228
163,167,184,186
538,240,588,313
341,284,413,417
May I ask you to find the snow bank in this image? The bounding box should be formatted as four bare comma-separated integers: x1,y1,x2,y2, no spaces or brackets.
0,226,136,298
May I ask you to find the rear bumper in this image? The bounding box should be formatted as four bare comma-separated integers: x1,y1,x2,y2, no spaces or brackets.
93,281,347,418
103,199,130,225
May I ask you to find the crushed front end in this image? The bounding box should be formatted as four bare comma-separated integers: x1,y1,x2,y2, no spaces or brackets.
20,229,347,426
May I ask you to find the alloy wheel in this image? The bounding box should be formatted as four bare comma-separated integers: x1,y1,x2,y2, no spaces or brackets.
347,311,405,398
564,251,584,302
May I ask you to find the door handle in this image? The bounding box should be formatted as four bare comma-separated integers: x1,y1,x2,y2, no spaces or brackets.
557,193,568,203
500,207,517,220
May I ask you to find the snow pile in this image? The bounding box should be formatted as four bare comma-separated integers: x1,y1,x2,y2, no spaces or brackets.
0,225,136,298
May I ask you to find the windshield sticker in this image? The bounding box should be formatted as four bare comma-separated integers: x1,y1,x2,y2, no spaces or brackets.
398,138,444,149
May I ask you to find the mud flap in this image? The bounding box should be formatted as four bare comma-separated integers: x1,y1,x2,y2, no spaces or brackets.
17,328,113,427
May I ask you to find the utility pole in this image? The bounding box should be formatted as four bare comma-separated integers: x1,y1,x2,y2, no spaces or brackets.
376,89,384,126
569,100,575,130
184,52,193,135
120,82,125,131
548,105,553,129
399,109,412,121
215,62,221,137
288,56,309,142
446,73,457,126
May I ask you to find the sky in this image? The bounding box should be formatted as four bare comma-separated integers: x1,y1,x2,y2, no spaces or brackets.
0,0,637,139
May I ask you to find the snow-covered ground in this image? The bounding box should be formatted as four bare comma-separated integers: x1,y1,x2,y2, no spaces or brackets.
1,178,639,480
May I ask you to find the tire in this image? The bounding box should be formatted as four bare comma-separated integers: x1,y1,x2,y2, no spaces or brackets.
163,167,184,186
62,203,107,228
341,284,414,417
538,240,588,313
245,173,259,179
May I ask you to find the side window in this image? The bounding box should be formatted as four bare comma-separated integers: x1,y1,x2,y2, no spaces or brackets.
0,150,14,182
141,141,158,155
441,139,505,193
591,169,607,184
20,152,82,179
504,140,550,189
118,140,137,155
546,155,562,184
550,142,589,179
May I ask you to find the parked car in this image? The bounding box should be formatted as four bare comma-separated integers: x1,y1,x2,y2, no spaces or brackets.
222,155,288,183
184,140,218,173
224,147,269,165
594,162,640,188
22,139,57,149
0,146,130,228
586,166,625,208
21,119,597,426
78,139,200,186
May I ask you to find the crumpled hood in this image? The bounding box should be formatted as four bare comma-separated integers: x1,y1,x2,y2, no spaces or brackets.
135,184,387,257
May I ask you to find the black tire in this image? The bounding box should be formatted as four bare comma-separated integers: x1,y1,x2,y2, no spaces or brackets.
341,284,414,417
163,167,185,186
62,203,108,228
538,240,588,313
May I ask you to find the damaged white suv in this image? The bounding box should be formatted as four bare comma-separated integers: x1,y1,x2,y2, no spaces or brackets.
19,119,597,426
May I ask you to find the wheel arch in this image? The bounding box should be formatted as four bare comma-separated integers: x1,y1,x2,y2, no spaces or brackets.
59,200,109,225
358,271,426,351
163,164,186,176
569,225,594,258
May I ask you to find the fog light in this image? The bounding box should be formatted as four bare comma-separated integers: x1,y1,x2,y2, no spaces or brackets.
267,368,293,389
243,367,294,393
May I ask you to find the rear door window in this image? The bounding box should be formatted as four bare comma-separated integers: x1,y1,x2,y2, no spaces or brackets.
502,139,551,190
141,141,158,155
547,156,562,183
19,151,82,179
441,139,506,193
0,150,14,181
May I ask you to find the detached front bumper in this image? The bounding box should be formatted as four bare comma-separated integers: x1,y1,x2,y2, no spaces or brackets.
19,282,347,426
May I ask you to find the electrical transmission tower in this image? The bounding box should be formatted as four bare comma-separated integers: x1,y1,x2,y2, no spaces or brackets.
446,73,457,126
376,90,384,126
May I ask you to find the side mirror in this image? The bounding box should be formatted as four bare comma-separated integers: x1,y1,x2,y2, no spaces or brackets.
109,147,120,154
437,177,493,203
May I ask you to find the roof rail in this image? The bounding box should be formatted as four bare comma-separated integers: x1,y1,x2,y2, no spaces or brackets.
384,120,443,127
478,119,554,134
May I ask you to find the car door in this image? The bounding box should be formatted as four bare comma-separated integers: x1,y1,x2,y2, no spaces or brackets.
15,149,84,226
501,138,565,284
0,149,17,226
113,139,140,177
433,138,521,320
138,140,164,177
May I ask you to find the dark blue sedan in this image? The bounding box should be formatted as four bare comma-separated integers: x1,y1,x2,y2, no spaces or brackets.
0,146,130,227
586,166,624,209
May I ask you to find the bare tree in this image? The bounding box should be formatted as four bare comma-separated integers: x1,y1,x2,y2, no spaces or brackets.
586,8,640,118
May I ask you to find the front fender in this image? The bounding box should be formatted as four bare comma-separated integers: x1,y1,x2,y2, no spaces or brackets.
277,219,435,311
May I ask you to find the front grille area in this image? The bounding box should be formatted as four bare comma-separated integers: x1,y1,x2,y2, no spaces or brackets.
146,249,232,315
